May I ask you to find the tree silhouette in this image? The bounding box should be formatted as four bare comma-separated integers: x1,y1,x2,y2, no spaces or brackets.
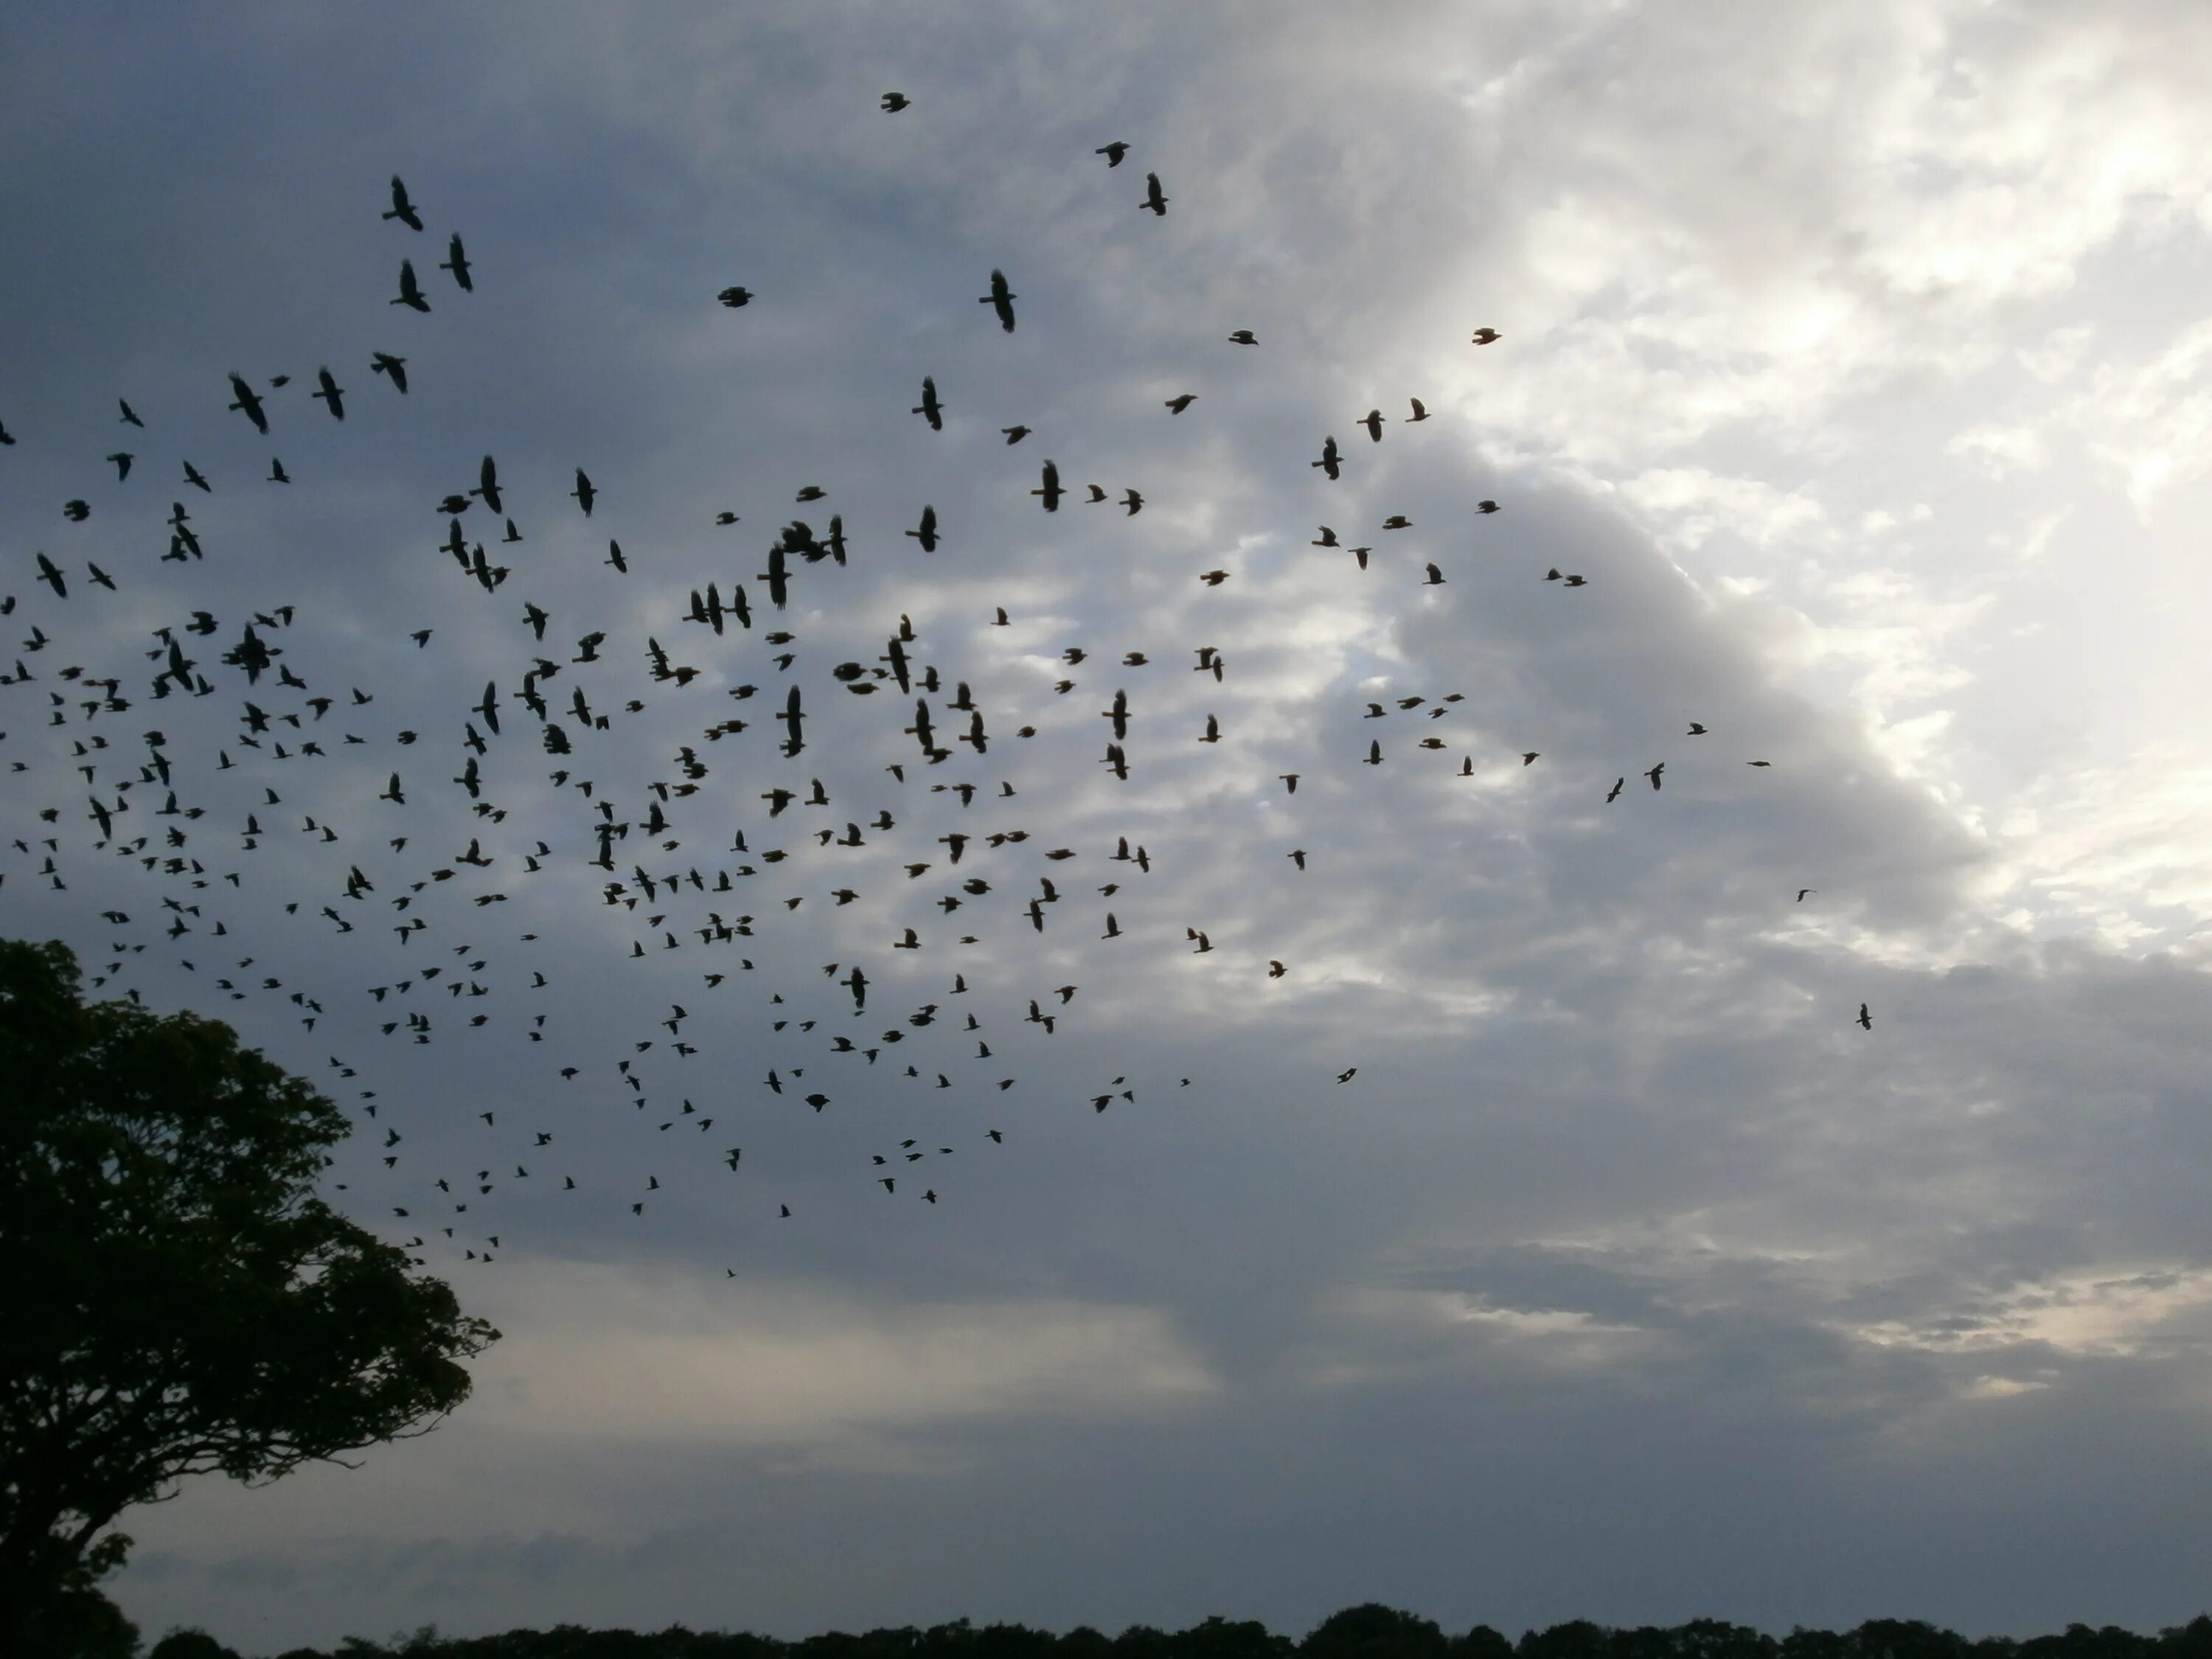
0,938,501,1653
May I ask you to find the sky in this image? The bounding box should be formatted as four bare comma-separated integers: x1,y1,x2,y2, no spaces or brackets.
6,1,2212,1651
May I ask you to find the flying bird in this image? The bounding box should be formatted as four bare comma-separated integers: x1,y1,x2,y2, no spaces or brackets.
226,373,268,434
370,352,408,392
440,232,473,291
1096,141,1130,167
1857,1003,1872,1030
571,469,596,516
717,285,753,307
880,91,910,111
912,377,944,431
1141,173,1168,215
1406,397,1430,422
392,259,431,312
1471,327,1500,344
312,367,345,418
1165,393,1195,414
981,268,1016,333
383,175,423,230
1312,435,1339,479
1033,459,1062,512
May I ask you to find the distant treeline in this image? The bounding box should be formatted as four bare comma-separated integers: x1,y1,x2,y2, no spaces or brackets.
181,1603,2212,1659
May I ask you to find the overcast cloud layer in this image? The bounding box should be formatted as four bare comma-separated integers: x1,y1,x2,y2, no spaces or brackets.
6,3,2212,1652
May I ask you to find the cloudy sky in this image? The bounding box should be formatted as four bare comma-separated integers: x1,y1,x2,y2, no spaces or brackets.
7,2,2212,1652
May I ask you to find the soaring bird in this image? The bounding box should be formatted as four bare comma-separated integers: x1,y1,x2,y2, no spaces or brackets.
475,454,503,513
1406,397,1430,422
1096,141,1130,167
912,377,944,430
1121,488,1143,515
1033,459,1063,512
1471,327,1500,344
1228,329,1258,346
1605,777,1624,803
370,352,408,392
312,366,345,418
1312,434,1339,479
105,452,133,480
119,398,145,428
905,504,939,552
1644,762,1664,790
717,285,754,307
1359,409,1383,442
1857,1003,1872,1030
383,175,423,230
392,259,431,312
1796,888,1815,902
880,91,910,111
1423,563,1445,585
1687,722,1708,735
35,553,66,598
1381,514,1412,530
1141,172,1168,215
1165,393,1195,414
441,232,473,291
981,268,1017,333
226,373,268,434
571,469,596,516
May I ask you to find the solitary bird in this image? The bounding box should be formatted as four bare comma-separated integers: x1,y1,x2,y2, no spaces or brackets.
717,285,753,307
392,259,431,313
1796,888,1815,902
1857,1003,1872,1030
1165,394,1195,414
1141,173,1168,215
226,373,268,434
1471,327,1500,344
981,268,1017,333
1228,329,1258,346
383,175,423,231
880,91,910,111
912,377,944,431
1687,722,1708,735
1096,141,1130,167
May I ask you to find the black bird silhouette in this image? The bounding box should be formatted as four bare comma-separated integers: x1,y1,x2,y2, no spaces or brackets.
181,461,209,493
105,452,132,479
392,259,431,313
370,352,408,392
1796,888,1815,902
1312,435,1339,479
383,175,423,230
981,268,1017,333
913,377,944,430
63,501,89,522
1142,173,1168,215
1687,722,1708,735
119,398,145,428
880,91,910,111
35,554,66,598
1096,141,1130,167
571,469,596,516
1644,762,1664,790
1359,409,1383,442
905,505,939,552
1857,1003,1872,1030
441,232,473,292
226,373,268,435
1606,777,1624,803
1033,459,1062,512
1165,393,1195,414
1228,330,1258,346
1471,327,1500,344
1406,397,1430,422
312,366,345,418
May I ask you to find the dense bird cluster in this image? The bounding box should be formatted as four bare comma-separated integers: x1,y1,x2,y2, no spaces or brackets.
1,116,1859,1277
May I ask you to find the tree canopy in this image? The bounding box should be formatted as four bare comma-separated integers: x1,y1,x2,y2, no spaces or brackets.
0,937,500,1655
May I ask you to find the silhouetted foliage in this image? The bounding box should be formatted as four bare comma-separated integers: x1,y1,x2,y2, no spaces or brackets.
240,1613,2212,1659
151,1630,247,1659
0,938,501,1654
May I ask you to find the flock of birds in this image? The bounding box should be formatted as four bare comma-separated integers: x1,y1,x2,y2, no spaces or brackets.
1,106,1869,1273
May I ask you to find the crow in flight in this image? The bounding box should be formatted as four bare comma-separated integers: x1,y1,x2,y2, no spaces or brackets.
905,504,939,552
571,469,595,516
370,352,408,392
717,285,753,307
1097,141,1130,167
312,367,345,418
384,175,423,230
1034,459,1062,512
1312,435,1339,479
1143,173,1168,215
913,377,944,430
981,268,1016,333
880,91,910,111
441,232,473,291
227,373,268,435
392,259,431,313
